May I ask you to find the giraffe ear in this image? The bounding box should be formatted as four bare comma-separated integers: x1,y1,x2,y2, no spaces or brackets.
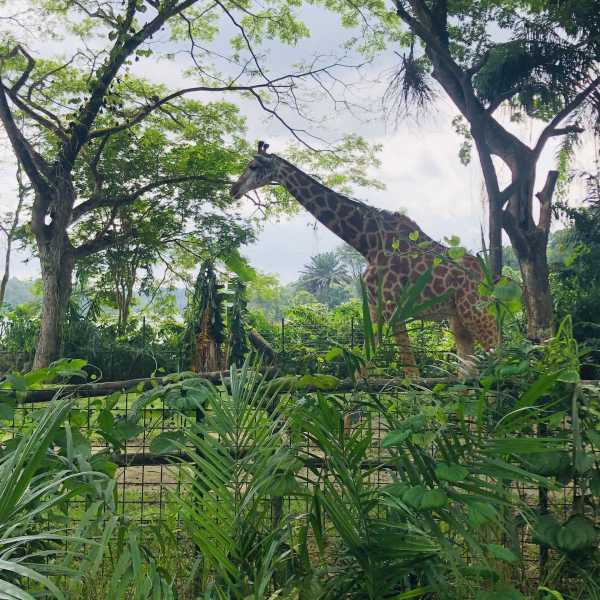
257,141,269,154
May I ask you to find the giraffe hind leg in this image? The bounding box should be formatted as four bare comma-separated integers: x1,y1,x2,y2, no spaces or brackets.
454,290,498,364
394,324,420,379
449,315,477,378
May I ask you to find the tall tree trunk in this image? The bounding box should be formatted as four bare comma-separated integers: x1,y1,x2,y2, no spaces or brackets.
33,235,75,369
488,197,503,281
0,243,12,307
0,163,27,306
518,251,554,342
502,170,557,342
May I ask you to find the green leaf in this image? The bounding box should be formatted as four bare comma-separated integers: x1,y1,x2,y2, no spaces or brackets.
533,514,561,548
556,515,597,553
419,488,447,510
447,246,466,260
270,473,301,497
69,409,87,428
558,368,580,383
590,471,600,496
575,451,594,474
150,431,186,454
402,485,426,508
435,462,469,483
486,543,518,563
585,429,600,448
53,428,91,459
408,230,419,241
112,421,144,442
164,381,212,410
0,399,15,421
382,429,411,448
297,374,340,390
538,587,566,600
91,457,118,478
521,451,570,477
222,249,256,282
97,409,114,432
515,371,562,410
324,347,343,361
467,501,498,526
384,482,410,496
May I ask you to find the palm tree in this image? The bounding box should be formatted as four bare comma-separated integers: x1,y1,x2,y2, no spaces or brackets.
298,252,351,306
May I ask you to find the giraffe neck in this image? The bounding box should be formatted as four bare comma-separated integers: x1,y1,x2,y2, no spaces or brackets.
274,158,374,256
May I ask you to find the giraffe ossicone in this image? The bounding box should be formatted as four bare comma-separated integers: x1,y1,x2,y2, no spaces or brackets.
230,142,498,378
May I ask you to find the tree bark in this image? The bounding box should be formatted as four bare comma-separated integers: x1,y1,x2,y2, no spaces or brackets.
0,163,26,306
517,245,554,342
501,169,557,342
0,242,12,306
33,231,75,369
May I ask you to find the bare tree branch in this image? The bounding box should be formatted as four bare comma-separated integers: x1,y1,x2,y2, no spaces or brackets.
0,83,51,195
71,174,231,222
534,76,600,157
536,170,559,235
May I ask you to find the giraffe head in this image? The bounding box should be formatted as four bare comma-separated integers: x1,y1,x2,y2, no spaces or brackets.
230,141,278,199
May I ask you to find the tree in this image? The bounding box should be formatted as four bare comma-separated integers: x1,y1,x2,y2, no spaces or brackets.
327,0,600,341
227,278,250,368
0,162,26,305
552,170,600,376
298,251,351,307
79,205,253,336
0,0,356,367
184,260,226,373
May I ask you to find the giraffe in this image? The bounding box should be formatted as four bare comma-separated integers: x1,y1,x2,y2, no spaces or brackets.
230,141,498,377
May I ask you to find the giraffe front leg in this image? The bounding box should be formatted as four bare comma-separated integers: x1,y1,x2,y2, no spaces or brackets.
449,315,478,379
354,299,378,380
394,324,420,379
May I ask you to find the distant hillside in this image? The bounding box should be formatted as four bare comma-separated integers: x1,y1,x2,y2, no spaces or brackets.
3,278,38,307
1,277,189,312
137,287,187,311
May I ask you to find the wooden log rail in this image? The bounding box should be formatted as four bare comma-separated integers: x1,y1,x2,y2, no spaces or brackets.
110,451,395,471
0,371,459,404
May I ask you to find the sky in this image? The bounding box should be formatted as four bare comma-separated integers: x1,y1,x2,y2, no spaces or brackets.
0,2,596,284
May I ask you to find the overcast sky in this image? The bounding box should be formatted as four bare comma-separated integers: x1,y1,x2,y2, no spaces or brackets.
0,2,596,284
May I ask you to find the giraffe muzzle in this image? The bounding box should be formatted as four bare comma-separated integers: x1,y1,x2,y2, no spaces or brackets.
230,182,242,199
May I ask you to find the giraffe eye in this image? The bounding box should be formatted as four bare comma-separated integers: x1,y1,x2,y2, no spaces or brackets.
249,164,259,171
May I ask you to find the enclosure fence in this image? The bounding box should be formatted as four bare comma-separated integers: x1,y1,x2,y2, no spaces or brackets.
0,315,453,380
2,372,597,593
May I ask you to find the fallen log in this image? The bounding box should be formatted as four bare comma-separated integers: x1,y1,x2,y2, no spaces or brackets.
248,328,277,363
0,372,457,404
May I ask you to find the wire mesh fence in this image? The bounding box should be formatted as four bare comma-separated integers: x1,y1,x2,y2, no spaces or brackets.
0,315,455,379
4,374,598,595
